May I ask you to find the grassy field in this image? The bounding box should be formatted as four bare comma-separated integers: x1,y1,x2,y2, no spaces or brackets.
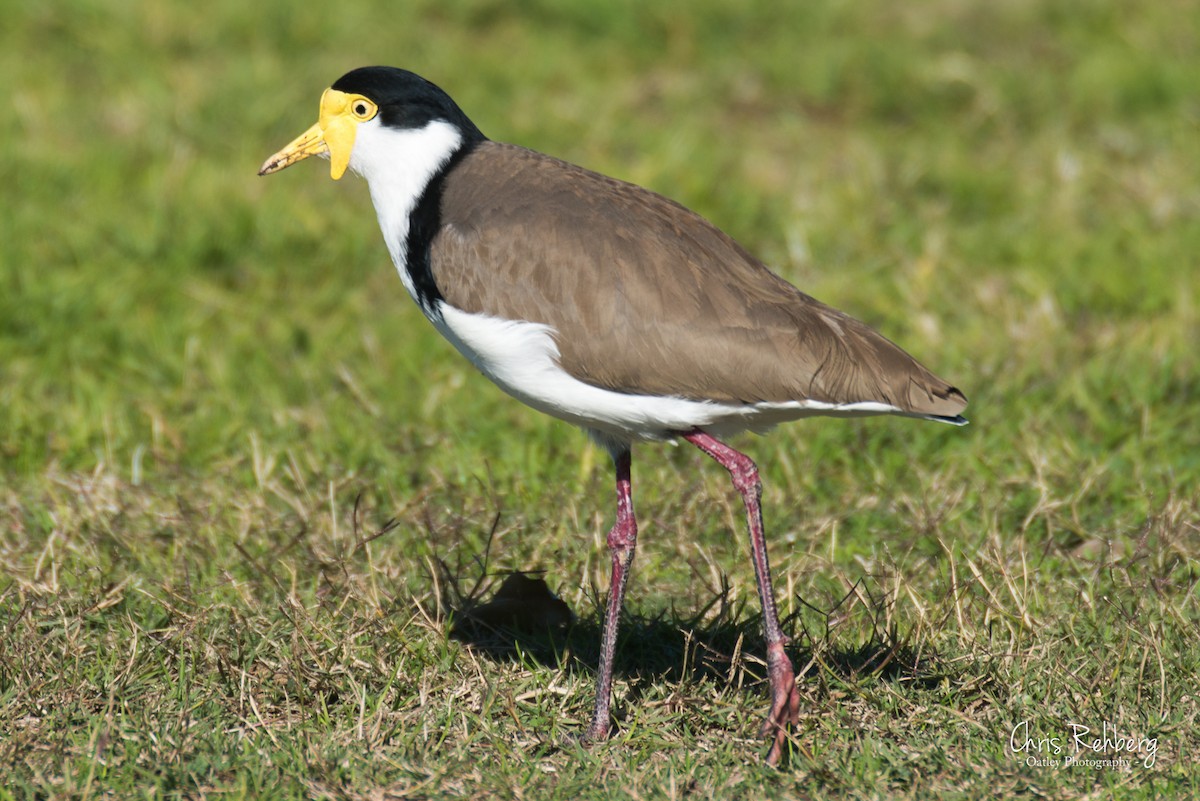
2,0,1198,797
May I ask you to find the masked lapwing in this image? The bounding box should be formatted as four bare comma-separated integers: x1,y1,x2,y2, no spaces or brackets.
260,66,967,765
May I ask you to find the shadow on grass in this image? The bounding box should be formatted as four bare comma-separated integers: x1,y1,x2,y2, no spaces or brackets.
435,561,951,695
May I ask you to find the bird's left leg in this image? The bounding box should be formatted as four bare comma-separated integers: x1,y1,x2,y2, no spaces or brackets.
582,447,637,742
683,429,799,766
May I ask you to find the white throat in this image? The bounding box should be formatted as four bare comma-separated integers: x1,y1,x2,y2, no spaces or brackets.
348,119,464,301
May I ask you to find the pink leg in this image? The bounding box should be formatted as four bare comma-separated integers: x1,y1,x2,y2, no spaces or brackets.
683,430,799,766
583,448,637,741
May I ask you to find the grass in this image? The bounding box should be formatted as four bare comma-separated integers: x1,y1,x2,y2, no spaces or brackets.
1,0,1198,797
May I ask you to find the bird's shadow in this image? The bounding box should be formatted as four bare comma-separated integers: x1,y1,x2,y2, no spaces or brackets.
432,556,951,698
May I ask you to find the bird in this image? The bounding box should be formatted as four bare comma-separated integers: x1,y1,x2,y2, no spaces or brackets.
259,66,967,765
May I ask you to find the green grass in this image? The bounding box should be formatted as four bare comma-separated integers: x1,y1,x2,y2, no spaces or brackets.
2,0,1198,797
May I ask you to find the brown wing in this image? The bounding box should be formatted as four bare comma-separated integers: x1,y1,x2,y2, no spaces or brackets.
431,142,966,417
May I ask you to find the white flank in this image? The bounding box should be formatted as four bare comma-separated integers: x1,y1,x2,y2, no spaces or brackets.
348,118,464,301
434,305,906,444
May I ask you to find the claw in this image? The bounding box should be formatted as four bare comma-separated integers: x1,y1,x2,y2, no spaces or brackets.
567,722,613,750
581,715,615,744
761,639,801,766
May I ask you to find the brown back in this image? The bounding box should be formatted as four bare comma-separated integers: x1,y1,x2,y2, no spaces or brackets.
432,142,966,417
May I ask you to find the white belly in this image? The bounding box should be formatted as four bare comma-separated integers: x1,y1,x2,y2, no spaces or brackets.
429,302,902,445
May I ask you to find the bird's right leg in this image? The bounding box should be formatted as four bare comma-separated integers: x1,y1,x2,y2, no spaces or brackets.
582,447,637,742
683,429,799,766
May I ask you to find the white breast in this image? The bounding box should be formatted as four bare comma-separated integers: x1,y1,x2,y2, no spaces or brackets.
350,118,464,302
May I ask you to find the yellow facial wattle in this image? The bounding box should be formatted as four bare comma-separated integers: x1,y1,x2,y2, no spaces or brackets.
258,88,378,180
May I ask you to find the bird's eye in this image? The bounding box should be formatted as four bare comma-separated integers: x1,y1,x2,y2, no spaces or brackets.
351,99,376,120
354,103,367,115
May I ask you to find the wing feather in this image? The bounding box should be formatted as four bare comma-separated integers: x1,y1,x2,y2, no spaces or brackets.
431,142,966,418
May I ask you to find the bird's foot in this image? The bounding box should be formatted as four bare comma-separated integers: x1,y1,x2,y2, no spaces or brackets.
580,718,613,744
760,639,801,767
565,710,615,749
